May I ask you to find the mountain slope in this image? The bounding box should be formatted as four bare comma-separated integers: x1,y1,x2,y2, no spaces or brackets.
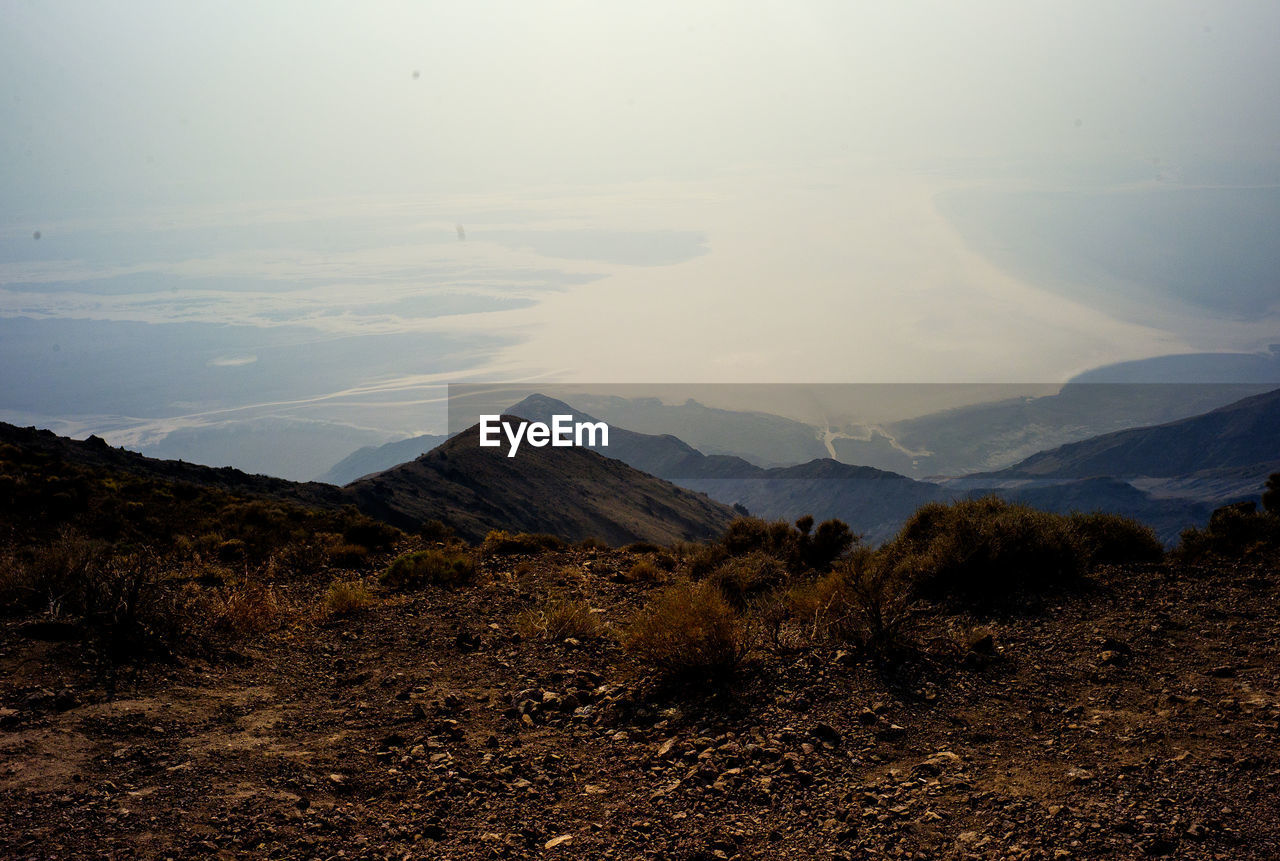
0,422,350,511
986,387,1280,479
346,418,737,544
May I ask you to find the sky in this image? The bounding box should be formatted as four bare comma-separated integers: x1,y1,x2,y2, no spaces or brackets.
1,1,1278,475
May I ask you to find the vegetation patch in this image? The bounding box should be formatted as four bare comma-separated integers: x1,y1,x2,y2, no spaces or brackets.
481,530,567,557
514,597,603,641
324,578,373,617
624,580,747,681
380,548,476,590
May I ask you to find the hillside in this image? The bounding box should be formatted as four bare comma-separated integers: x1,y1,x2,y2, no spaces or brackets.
346,419,737,544
986,386,1280,479
0,422,351,514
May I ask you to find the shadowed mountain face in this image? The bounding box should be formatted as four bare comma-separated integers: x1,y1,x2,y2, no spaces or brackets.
0,422,351,511
345,419,737,545
986,387,1280,480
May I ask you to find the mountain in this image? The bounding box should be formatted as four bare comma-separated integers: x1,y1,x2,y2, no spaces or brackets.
677,461,947,545
137,417,398,483
836,382,1274,478
0,420,735,547
317,433,450,484
560,393,829,466
345,418,737,544
986,387,1280,480
507,395,946,543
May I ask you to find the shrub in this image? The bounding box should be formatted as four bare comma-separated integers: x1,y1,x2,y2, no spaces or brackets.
326,543,370,569
380,549,476,590
623,557,666,584
340,517,401,551
1175,499,1280,562
721,516,795,559
802,518,858,571
623,541,664,555
624,581,747,680
481,530,566,556
884,497,1087,600
324,579,372,617
514,597,603,641
1068,512,1164,565
718,515,856,574
271,539,330,578
1263,472,1280,514
1,531,106,616
577,537,609,551
684,542,729,578
783,548,913,652
202,578,280,637
418,519,455,542
707,551,788,612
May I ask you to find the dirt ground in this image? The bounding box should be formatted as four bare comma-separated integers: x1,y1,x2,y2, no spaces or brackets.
2,549,1278,860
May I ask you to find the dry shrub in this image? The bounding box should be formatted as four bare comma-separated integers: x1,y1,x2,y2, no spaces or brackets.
380,548,476,590
1175,498,1280,563
707,551,788,611
779,548,914,654
624,581,747,680
326,543,370,569
623,541,664,555
481,530,565,556
324,578,373,617
271,538,330,578
683,542,729,578
623,556,666,584
1068,512,1163,565
2,531,107,616
202,578,280,637
514,597,603,641
884,497,1087,600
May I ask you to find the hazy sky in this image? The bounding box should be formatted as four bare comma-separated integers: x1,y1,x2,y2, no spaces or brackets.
5,0,1279,212
2,1,1279,469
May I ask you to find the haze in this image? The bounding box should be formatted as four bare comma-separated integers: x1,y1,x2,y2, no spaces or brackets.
2,1,1278,476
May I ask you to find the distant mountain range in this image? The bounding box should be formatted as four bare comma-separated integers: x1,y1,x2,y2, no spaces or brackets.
14,378,1273,550
502,391,1277,544
317,433,450,485
981,387,1280,480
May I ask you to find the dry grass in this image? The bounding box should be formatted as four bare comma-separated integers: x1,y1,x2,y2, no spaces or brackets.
624,580,747,680
514,597,603,641
323,579,373,617
380,549,476,590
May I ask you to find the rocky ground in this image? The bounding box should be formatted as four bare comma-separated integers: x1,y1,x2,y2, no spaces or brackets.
2,548,1278,860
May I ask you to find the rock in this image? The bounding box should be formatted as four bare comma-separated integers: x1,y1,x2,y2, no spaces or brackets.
877,724,907,741
544,834,573,849
1142,836,1178,856
914,751,961,776
811,723,842,748
1065,767,1094,784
